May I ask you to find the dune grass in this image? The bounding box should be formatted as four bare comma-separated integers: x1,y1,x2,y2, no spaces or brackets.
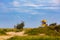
7,36,60,40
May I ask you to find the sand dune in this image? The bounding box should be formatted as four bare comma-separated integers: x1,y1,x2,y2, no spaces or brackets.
0,31,27,40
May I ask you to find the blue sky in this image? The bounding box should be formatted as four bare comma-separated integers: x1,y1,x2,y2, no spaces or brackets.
0,0,60,28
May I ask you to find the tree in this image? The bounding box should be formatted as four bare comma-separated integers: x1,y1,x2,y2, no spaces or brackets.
48,23,57,30
49,23,57,26
15,21,24,30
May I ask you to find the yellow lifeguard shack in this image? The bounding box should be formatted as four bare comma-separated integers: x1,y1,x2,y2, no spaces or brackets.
41,19,47,27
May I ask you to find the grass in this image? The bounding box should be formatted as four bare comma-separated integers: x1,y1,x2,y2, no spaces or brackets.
0,29,6,35
24,27,60,36
0,28,23,32
7,36,60,40
0,28,23,35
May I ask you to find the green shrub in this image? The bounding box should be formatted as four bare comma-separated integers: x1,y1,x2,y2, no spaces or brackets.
25,27,60,36
14,29,23,32
38,27,60,36
2,28,22,32
25,28,40,35
15,22,24,30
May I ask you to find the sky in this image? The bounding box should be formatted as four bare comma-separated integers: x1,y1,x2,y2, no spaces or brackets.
0,0,60,28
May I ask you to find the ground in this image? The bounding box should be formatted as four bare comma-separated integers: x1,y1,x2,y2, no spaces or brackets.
0,31,27,40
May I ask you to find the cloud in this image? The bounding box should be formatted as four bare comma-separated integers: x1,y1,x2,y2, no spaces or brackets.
0,0,60,15
11,0,60,9
0,2,43,15
12,1,20,7
51,0,60,6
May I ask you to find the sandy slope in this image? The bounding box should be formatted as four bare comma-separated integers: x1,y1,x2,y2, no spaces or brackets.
0,31,27,40
0,31,46,40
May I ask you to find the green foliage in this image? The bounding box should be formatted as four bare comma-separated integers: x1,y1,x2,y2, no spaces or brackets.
3,28,22,32
49,23,57,26
13,22,60,36
25,26,60,36
15,22,24,30
14,29,22,32
7,36,60,40
1,28,16,32
54,25,60,32
25,28,40,35
43,27,60,36
0,29,6,35
0,28,24,33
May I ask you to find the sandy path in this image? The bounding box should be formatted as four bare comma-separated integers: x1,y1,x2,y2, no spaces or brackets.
0,31,27,40
0,36,13,40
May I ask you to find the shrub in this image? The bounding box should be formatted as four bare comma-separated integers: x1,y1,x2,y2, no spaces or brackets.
25,27,60,36
54,25,60,32
15,22,24,30
25,28,40,35
49,23,57,26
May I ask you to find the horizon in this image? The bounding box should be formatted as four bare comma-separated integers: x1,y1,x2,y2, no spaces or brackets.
0,0,60,28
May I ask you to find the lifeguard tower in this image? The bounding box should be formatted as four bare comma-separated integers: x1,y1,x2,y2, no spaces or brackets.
41,19,47,27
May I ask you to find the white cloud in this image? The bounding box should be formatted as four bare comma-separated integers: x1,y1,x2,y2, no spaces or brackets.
23,3,44,7
0,0,60,15
12,1,20,7
47,0,60,6
10,0,60,9
52,0,60,5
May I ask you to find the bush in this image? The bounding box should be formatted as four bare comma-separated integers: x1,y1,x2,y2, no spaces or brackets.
49,23,57,26
25,27,60,36
25,28,40,35
3,28,22,32
38,27,60,36
54,25,60,32
2,28,16,32
15,22,24,30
